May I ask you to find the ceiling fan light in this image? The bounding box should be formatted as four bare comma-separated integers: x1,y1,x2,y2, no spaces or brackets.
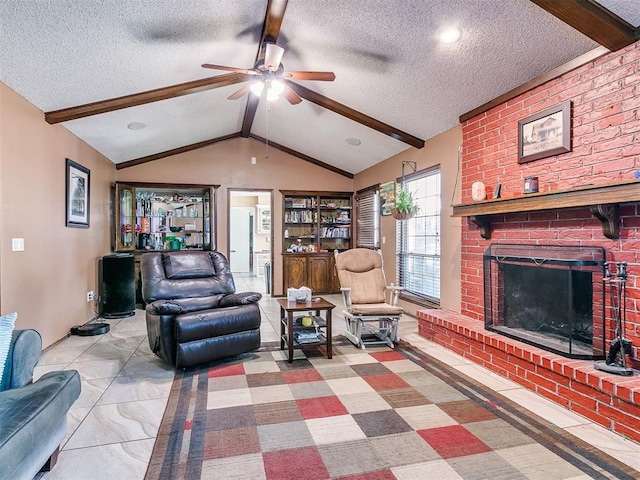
264,43,284,71
270,79,284,96
250,80,265,96
266,89,280,102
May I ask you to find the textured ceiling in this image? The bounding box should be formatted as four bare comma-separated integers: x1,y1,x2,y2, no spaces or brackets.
0,1,634,174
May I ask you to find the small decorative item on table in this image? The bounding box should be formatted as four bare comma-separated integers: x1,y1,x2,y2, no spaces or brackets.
288,286,311,303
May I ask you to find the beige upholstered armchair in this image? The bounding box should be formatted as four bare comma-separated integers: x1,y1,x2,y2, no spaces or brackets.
334,248,403,348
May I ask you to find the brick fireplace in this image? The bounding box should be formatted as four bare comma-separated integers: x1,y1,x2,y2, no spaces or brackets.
417,42,640,442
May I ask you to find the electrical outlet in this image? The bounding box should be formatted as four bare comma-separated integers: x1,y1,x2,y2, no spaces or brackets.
87,291,95,302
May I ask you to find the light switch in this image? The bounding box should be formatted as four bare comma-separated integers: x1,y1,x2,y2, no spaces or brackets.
12,238,24,251
382,236,386,244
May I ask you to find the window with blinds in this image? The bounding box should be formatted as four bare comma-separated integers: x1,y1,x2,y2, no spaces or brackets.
355,186,380,249
396,167,441,305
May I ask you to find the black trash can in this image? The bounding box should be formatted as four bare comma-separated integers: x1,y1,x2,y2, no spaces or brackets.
264,262,271,294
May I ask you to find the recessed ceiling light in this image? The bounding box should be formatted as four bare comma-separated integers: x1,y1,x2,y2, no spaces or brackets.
346,137,361,146
127,122,147,130
437,25,462,44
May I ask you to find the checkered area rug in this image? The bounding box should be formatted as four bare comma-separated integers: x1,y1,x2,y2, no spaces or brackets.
145,340,638,479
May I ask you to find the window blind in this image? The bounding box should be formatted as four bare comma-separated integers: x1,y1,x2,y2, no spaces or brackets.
355,186,380,249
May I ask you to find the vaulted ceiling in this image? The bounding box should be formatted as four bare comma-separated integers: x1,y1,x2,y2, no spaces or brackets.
1,1,638,176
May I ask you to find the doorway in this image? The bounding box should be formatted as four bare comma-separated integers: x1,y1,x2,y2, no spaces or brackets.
228,190,273,294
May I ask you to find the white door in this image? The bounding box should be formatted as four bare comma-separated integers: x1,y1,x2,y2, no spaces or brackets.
229,207,252,273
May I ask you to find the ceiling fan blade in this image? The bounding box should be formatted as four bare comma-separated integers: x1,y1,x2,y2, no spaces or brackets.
202,64,258,75
281,84,302,105
45,73,253,124
228,84,252,100
283,71,336,81
283,80,425,149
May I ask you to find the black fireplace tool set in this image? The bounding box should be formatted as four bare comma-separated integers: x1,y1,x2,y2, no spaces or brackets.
594,262,635,376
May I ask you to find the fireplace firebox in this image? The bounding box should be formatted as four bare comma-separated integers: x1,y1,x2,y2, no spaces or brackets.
483,244,606,359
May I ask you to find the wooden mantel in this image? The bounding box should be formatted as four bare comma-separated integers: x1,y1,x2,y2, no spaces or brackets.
452,179,640,239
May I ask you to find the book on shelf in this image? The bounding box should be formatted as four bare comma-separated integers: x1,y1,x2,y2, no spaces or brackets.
321,226,351,238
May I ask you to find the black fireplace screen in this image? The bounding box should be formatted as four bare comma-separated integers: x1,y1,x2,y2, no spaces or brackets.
483,244,606,359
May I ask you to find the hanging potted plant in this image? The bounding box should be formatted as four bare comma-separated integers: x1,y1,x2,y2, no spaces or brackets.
391,188,419,220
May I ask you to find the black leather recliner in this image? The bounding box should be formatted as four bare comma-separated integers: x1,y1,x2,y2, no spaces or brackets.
140,251,262,368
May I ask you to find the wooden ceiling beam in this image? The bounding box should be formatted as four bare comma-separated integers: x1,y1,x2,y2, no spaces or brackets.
45,73,252,124
116,133,241,170
285,81,425,149
240,0,288,135
249,134,354,178
262,0,288,45
241,93,261,137
117,131,354,179
530,0,637,51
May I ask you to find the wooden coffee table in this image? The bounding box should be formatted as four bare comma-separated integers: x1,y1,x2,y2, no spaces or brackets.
277,297,335,362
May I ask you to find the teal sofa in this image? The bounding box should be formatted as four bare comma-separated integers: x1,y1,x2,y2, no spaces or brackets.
0,329,81,480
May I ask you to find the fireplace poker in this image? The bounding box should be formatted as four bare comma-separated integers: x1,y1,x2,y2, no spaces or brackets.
594,262,634,376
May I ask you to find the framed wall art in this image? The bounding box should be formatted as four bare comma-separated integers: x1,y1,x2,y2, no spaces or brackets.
518,100,571,164
256,204,270,234
65,158,90,228
379,181,396,216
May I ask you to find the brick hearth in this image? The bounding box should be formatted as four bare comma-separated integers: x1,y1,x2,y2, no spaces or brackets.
417,309,640,444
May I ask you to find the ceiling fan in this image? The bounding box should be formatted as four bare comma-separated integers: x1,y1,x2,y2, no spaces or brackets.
202,42,335,104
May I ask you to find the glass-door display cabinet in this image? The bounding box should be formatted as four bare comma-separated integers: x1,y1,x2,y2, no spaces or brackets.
114,182,218,252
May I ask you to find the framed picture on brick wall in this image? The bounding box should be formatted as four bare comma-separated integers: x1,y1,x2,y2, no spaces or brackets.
518,100,571,164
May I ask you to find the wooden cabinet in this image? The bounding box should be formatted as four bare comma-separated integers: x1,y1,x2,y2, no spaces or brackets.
283,253,339,294
281,190,352,294
308,254,332,292
283,254,308,291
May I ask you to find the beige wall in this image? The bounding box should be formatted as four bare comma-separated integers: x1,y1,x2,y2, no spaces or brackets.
0,82,115,348
0,78,463,346
119,129,462,304
116,139,353,295
353,125,462,315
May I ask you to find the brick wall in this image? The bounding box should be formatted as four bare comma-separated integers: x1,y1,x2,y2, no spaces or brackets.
460,41,640,367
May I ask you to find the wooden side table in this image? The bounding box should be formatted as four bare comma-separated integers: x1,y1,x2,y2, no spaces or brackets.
277,297,335,362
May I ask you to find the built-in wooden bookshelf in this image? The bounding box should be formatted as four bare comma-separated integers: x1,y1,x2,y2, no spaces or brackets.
281,190,352,294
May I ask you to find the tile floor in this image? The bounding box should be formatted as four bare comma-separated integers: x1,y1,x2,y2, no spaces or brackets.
35,274,640,479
